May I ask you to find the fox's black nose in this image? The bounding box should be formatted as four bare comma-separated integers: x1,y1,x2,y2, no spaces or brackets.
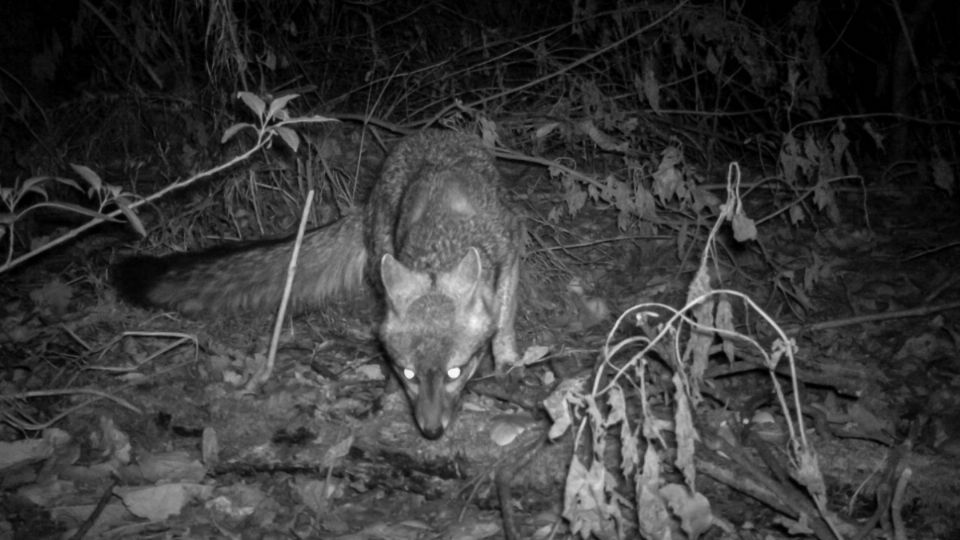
420,425,444,440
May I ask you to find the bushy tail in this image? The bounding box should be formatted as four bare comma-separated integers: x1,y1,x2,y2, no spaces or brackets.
113,213,367,315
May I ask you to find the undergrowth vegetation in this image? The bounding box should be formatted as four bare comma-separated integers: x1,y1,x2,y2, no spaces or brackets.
2,0,958,538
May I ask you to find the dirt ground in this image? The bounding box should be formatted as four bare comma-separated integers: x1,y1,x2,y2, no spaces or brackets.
3,131,960,539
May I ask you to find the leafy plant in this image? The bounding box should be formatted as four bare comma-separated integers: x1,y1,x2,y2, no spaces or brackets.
0,93,334,274
0,167,140,269
550,165,838,539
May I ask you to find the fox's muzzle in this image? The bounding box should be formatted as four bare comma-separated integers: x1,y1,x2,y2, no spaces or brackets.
411,368,458,440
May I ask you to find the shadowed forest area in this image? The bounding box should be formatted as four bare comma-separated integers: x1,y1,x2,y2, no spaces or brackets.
2,0,960,538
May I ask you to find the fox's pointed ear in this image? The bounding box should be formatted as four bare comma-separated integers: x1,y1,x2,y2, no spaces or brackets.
442,247,482,300
381,253,430,311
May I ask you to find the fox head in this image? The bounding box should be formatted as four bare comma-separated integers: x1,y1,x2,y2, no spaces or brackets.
379,247,496,439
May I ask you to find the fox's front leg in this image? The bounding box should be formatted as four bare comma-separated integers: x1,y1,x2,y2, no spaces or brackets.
492,255,520,372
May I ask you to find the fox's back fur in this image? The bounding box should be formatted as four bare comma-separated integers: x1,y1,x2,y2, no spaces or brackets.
115,129,523,439
115,130,519,314
367,130,522,288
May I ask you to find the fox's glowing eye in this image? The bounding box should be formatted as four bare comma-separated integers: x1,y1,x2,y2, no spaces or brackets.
447,367,461,380
402,368,415,380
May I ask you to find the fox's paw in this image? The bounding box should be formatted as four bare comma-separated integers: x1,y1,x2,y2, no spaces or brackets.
493,333,520,372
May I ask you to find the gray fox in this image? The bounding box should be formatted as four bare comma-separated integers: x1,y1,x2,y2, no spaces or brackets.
115,130,524,439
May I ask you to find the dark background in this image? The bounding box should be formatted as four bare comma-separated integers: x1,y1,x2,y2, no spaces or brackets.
2,0,957,181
